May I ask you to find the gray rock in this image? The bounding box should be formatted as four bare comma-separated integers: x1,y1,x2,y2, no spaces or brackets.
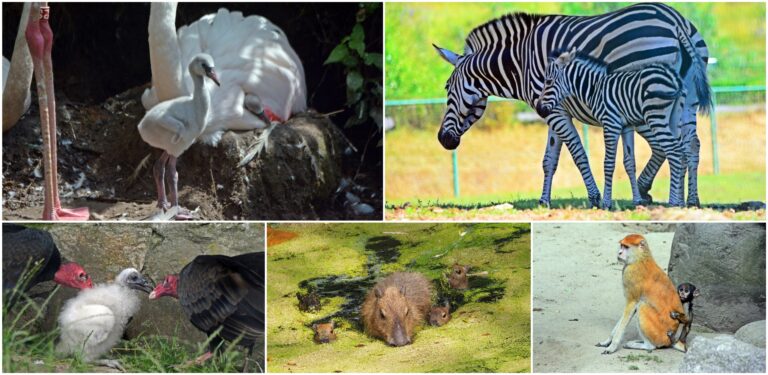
735,320,766,348
680,335,765,373
668,223,766,332
9,223,264,346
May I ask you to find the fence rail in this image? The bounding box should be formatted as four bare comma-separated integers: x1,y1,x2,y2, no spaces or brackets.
385,85,766,197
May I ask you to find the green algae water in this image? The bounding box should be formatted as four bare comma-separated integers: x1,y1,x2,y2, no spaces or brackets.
267,223,531,373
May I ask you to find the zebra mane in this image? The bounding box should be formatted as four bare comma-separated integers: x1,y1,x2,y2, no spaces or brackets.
464,12,545,53
548,47,608,74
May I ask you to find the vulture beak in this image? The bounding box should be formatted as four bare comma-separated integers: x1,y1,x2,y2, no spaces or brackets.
129,275,155,294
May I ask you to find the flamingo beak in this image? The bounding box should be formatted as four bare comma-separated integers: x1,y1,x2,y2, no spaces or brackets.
206,68,221,87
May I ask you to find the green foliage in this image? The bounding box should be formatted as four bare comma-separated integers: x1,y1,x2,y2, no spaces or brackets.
386,2,766,100
325,3,383,131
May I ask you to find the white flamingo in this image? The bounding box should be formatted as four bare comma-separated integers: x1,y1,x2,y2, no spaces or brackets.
142,3,307,151
2,3,33,131
138,54,220,219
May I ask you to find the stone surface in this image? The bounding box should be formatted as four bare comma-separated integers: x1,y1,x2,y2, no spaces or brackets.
679,335,766,373
734,320,766,348
12,223,264,345
667,223,766,332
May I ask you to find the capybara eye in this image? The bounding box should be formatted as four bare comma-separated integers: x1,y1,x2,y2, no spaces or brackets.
442,312,447,318
379,310,386,319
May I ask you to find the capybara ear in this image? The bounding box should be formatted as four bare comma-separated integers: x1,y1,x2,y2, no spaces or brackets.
329,321,335,328
374,286,383,298
400,285,407,296
443,300,450,308
312,323,318,330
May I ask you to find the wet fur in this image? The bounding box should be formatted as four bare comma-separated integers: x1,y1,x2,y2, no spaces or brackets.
361,272,432,346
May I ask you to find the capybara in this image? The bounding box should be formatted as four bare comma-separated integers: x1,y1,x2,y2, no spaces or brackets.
448,263,470,289
313,322,337,344
429,301,451,327
361,272,432,346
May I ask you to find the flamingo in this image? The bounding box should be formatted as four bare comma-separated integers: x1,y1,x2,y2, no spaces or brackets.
141,3,307,159
19,3,89,220
137,54,220,219
2,3,33,131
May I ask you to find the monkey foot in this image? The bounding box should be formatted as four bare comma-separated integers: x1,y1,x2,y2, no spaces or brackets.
44,207,90,221
670,311,680,320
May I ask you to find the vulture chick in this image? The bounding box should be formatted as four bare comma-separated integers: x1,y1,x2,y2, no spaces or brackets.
2,223,92,307
57,268,153,371
149,253,264,371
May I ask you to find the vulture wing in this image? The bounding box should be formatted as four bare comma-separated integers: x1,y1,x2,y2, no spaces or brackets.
2,224,61,291
178,253,265,348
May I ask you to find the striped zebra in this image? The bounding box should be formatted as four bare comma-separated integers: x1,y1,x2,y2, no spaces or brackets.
536,47,687,208
433,3,711,207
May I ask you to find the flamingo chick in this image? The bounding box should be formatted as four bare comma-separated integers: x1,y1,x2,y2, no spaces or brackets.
138,54,220,220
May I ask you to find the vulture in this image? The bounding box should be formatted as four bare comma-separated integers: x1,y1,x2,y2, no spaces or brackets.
56,268,153,371
149,252,265,370
2,223,92,307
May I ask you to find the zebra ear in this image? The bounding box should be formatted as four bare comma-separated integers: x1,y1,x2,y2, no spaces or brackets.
433,44,461,66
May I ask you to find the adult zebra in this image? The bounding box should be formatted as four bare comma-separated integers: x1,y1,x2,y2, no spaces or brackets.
433,3,711,207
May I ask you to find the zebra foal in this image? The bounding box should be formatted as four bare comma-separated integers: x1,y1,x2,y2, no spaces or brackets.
536,47,687,208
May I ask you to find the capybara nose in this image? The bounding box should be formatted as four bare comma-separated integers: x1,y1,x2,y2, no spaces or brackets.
320,338,329,343
536,104,551,118
438,130,460,150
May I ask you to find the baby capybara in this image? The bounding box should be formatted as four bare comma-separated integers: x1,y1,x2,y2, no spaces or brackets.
313,322,337,344
361,272,432,346
429,301,451,327
449,263,470,289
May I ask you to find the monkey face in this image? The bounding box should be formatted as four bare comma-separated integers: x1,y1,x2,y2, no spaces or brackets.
617,244,631,264
677,283,699,302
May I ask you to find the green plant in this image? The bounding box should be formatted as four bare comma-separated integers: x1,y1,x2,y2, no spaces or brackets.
324,3,383,133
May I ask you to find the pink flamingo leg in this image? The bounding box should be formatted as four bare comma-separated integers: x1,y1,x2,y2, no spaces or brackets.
37,5,89,220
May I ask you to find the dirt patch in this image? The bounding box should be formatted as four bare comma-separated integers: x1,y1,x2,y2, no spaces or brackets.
3,87,381,220
268,228,299,247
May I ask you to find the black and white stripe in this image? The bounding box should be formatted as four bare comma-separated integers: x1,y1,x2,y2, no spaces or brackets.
537,48,687,208
433,3,710,207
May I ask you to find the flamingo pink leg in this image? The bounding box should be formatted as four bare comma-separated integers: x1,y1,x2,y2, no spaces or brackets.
27,4,89,221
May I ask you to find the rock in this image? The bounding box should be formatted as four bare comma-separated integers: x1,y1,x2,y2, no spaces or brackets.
734,320,766,348
679,335,766,373
667,223,766,332
9,223,264,346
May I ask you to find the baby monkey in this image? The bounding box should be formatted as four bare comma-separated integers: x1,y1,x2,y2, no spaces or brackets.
668,282,700,351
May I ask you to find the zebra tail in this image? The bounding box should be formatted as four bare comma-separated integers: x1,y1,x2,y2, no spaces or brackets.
677,29,712,116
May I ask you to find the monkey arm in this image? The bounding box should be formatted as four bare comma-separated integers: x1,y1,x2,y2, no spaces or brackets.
598,301,638,354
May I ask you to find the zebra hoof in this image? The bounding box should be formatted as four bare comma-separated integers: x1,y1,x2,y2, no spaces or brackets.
687,198,700,208
588,196,602,208
601,199,614,210
538,199,551,209
640,193,653,205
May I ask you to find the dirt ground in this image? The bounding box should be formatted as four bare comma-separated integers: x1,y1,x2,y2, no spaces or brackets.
531,223,715,373
2,87,382,221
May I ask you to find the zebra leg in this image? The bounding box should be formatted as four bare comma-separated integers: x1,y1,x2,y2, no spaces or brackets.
546,114,601,207
637,147,665,205
680,121,701,207
602,123,621,210
620,128,642,205
651,130,686,207
539,126,564,208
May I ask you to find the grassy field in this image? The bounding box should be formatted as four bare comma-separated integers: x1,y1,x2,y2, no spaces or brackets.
266,223,531,373
386,2,766,100
3,293,253,373
385,106,765,220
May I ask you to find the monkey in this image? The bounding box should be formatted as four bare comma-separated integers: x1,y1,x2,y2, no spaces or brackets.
666,282,699,351
595,234,687,354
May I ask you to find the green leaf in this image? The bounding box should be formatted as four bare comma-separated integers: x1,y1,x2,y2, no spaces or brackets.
363,53,383,69
347,71,364,91
349,24,366,56
324,43,349,65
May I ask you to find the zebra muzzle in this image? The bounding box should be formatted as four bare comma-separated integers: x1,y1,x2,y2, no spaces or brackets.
438,130,460,150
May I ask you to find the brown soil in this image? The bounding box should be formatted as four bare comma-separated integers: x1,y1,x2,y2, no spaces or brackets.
2,86,382,220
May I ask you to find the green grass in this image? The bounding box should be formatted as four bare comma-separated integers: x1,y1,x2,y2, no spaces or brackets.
386,2,766,100
388,172,766,208
267,223,531,373
3,286,258,373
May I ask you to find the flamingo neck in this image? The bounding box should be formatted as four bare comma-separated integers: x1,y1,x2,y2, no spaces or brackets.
191,74,210,136
148,2,185,101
